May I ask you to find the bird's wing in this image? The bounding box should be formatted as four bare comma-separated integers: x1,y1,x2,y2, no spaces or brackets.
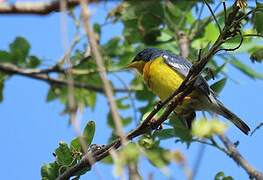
162,52,215,99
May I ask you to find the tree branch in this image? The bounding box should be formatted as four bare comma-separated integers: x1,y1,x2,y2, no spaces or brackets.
0,0,79,15
56,1,263,180
0,63,130,93
80,0,126,144
219,134,263,180
0,0,168,15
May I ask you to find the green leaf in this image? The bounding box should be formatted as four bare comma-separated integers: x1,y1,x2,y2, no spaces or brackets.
215,171,233,180
116,97,130,110
0,50,12,63
93,23,101,36
41,162,59,180
252,4,263,34
0,73,5,102
27,55,41,68
250,48,263,63
168,117,192,144
107,113,132,129
101,155,113,164
70,137,82,152
55,141,73,166
46,87,58,102
145,147,171,168
84,91,96,109
135,85,156,101
153,129,175,140
204,22,219,43
230,58,263,79
83,121,96,147
9,36,30,65
210,78,227,94
103,36,122,57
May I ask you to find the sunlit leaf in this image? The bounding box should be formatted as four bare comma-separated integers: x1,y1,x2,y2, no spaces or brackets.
55,141,73,166
83,121,96,147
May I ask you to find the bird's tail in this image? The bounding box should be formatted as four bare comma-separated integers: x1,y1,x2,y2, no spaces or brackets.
215,101,250,135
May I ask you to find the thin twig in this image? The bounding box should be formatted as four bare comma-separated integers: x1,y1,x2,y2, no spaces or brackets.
203,0,222,34
223,1,227,25
243,34,263,38
112,72,138,125
190,142,206,180
80,0,126,144
250,122,263,136
219,134,263,180
0,63,130,93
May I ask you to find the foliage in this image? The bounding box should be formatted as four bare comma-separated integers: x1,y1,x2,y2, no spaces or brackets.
41,121,95,179
1,1,263,180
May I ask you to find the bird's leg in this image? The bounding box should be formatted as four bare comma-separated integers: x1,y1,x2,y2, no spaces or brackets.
172,94,191,104
183,96,191,101
168,112,185,119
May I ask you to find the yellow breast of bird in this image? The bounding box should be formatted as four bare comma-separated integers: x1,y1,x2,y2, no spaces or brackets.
143,56,185,102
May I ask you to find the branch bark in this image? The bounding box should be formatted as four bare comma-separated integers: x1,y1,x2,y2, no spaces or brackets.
0,63,130,93
219,135,263,180
0,0,79,15
80,0,126,144
0,0,163,15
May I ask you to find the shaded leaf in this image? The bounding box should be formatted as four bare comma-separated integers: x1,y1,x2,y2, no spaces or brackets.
9,36,30,65
107,112,132,129
210,78,227,94
168,117,192,144
252,3,263,34
153,129,175,140
250,48,263,63
0,50,12,63
215,171,234,180
27,56,41,68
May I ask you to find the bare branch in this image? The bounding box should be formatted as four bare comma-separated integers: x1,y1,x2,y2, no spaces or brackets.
219,134,263,180
251,122,263,136
203,0,222,34
80,0,126,144
0,63,130,93
0,0,79,15
178,31,190,58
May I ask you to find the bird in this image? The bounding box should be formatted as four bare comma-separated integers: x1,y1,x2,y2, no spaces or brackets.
125,48,250,135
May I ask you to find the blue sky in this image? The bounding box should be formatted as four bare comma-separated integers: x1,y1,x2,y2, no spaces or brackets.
0,1,263,180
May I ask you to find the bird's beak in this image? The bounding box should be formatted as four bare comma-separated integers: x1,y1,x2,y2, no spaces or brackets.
123,62,138,69
123,61,146,74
